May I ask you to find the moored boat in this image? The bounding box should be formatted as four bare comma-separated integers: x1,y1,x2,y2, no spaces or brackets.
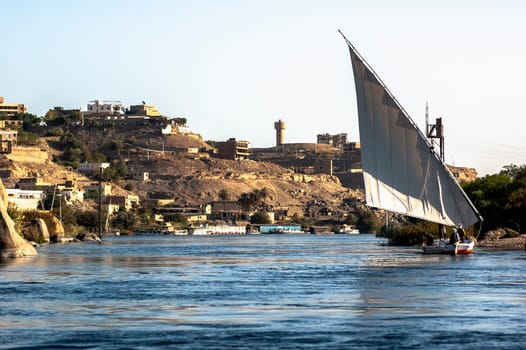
422,239,475,254
339,30,483,255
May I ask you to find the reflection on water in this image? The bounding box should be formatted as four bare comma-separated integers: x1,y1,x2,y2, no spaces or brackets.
1,234,525,349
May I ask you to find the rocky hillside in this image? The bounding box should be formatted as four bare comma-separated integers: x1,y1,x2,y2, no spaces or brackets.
129,156,362,209
4,121,364,215
1,146,91,188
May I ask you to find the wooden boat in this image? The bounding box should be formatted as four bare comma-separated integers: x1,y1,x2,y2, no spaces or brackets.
422,239,475,255
339,31,483,254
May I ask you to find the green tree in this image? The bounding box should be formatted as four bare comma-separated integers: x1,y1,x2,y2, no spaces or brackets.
253,188,269,207
43,109,82,126
463,164,526,232
111,211,138,230
237,188,269,212
8,113,40,130
237,192,255,211
43,109,65,126
163,213,188,225
76,211,99,229
17,130,40,146
250,211,271,224
114,160,128,178
355,207,381,233
218,188,230,201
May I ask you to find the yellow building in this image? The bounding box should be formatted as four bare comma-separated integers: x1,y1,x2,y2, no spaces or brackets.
0,96,27,116
0,130,17,153
129,104,161,117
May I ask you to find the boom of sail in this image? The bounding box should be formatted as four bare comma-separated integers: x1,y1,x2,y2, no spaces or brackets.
340,31,481,227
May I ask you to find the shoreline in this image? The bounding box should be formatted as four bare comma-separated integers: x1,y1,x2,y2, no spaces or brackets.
476,235,526,250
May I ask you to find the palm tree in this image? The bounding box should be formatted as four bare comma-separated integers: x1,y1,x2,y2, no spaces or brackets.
218,189,230,220
252,187,269,209
237,192,254,212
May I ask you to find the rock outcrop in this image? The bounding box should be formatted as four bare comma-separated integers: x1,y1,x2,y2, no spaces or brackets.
50,216,65,243
0,179,38,258
478,228,508,241
75,232,101,242
477,235,526,250
477,228,525,250
35,218,50,242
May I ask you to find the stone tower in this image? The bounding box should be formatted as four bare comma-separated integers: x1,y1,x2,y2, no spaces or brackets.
274,119,285,147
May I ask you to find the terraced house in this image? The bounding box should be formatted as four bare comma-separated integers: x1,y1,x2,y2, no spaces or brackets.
0,96,27,116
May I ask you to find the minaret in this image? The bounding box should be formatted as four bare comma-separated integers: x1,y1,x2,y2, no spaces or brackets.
274,119,285,147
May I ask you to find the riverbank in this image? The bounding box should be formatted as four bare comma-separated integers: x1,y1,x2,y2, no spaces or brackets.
477,235,526,250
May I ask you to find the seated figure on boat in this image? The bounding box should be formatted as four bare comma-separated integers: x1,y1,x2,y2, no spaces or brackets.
449,228,460,245
457,223,466,243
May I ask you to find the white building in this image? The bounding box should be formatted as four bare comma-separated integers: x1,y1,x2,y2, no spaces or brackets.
78,162,110,176
84,100,125,115
6,189,44,210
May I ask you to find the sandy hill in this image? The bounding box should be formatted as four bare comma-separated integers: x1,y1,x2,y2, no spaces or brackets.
3,122,364,215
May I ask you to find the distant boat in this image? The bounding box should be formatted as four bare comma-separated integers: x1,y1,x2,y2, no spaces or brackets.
135,223,178,235
340,31,482,254
258,224,304,234
188,224,246,235
334,224,360,234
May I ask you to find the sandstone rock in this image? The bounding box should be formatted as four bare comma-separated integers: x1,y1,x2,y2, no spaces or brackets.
23,218,50,243
75,232,101,242
0,179,38,258
478,228,507,241
477,235,526,250
49,216,65,243
35,218,50,242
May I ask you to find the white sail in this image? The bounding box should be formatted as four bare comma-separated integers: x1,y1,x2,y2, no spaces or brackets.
342,34,481,227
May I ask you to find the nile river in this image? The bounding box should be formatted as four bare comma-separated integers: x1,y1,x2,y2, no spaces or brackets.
1,234,525,349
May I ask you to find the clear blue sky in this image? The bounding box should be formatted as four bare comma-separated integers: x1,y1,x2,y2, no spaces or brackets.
2,0,525,175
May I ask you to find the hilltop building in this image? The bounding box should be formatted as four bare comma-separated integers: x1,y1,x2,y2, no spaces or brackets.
0,130,17,153
0,96,27,116
78,162,110,177
49,106,82,116
129,104,161,117
274,119,285,147
317,133,348,149
215,138,250,160
84,100,125,117
343,142,361,154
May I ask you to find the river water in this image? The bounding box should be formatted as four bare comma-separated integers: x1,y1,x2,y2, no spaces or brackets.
1,234,525,349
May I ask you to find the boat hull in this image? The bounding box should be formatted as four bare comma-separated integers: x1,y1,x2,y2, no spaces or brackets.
422,240,474,255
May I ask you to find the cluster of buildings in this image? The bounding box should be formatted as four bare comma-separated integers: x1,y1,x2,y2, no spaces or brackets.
84,100,161,118
152,200,305,226
6,171,139,216
0,96,26,153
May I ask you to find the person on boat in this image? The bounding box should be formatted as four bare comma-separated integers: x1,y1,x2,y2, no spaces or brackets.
449,228,460,245
422,233,434,246
457,223,466,243
438,224,446,240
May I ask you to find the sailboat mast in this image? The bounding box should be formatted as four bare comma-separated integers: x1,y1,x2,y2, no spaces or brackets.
339,30,483,227
425,104,445,161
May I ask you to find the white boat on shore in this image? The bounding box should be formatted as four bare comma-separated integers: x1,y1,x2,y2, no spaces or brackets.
335,225,360,234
